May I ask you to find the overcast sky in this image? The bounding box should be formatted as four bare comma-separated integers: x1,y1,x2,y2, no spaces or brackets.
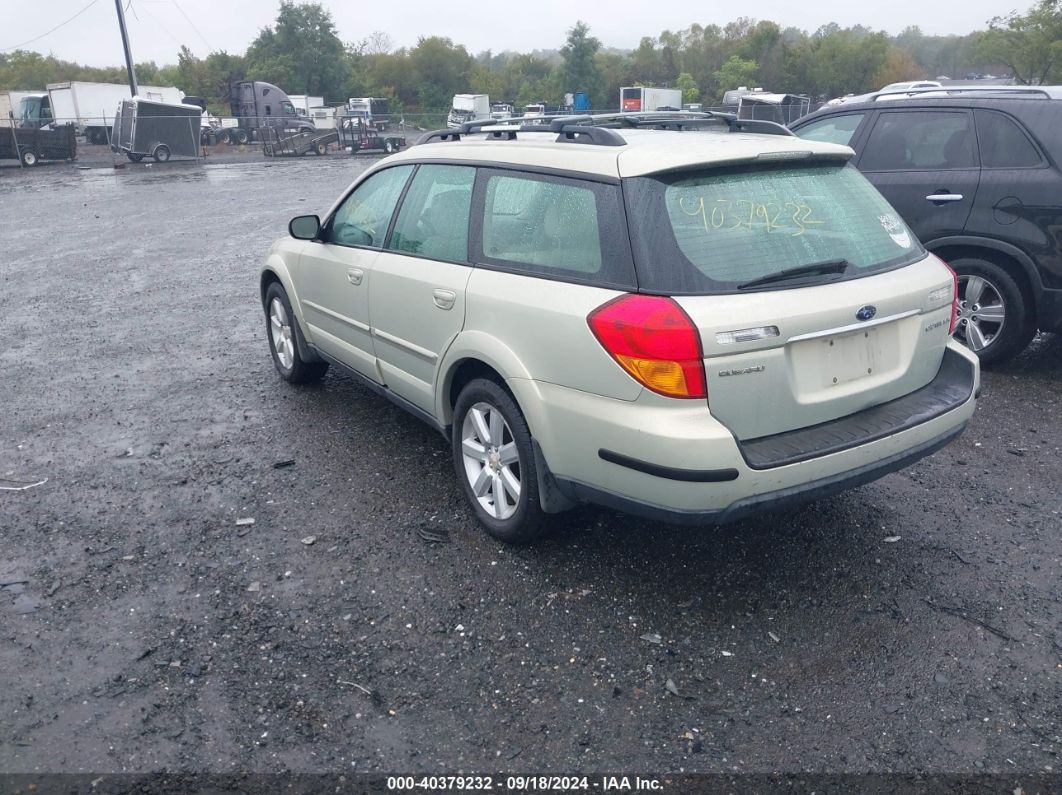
3,0,1007,68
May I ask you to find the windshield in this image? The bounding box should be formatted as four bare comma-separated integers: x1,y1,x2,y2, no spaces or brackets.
18,96,48,125
624,162,923,294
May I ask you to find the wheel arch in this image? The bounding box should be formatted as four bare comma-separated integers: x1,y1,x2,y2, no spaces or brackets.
439,342,575,515
260,260,320,363
926,236,1041,312
437,332,537,430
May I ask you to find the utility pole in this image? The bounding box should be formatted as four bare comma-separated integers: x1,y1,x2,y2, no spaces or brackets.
115,0,139,96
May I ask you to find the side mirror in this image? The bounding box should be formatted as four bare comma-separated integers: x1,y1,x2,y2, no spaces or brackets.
289,214,321,240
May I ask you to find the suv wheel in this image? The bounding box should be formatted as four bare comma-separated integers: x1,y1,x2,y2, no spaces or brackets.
264,282,328,383
950,257,1035,365
453,379,546,544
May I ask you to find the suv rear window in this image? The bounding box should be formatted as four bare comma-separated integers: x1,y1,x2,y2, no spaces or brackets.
625,162,923,294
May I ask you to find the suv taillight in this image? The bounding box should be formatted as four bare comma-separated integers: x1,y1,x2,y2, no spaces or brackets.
587,294,707,399
944,262,960,333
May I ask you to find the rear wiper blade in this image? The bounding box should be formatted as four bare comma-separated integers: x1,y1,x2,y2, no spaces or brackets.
737,259,851,290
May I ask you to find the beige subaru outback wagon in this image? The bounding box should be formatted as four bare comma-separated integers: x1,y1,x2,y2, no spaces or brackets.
260,113,979,543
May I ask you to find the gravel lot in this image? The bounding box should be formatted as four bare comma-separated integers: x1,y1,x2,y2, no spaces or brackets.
1,155,1060,790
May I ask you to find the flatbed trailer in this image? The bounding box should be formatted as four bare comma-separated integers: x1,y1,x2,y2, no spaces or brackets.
338,116,405,153
260,127,339,157
0,124,76,166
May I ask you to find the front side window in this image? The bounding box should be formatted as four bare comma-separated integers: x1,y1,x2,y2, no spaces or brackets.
327,165,414,248
625,162,924,294
795,113,866,146
388,165,475,262
860,111,977,171
282,101,296,116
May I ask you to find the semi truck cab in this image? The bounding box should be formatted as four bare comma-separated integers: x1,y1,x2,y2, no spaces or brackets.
18,95,51,128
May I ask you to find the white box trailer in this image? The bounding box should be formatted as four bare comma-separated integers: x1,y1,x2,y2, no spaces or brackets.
308,106,337,129
0,91,41,126
289,95,323,115
620,86,682,112
46,81,185,143
447,94,490,128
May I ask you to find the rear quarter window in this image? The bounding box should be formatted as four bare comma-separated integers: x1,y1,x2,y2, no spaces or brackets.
473,169,636,289
974,110,1043,168
625,162,924,294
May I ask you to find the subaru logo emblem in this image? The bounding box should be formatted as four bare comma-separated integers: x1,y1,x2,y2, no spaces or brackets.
856,305,877,322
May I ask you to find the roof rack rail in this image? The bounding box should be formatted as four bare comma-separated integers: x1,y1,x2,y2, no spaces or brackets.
413,110,794,147
556,111,794,137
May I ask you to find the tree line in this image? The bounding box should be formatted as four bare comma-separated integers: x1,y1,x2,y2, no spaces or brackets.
2,0,1060,114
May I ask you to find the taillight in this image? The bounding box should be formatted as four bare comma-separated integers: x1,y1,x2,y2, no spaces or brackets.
944,262,960,333
587,294,707,399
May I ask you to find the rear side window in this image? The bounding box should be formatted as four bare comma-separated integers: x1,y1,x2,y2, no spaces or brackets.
474,170,636,289
388,164,475,262
974,110,1042,168
795,113,866,146
625,162,923,294
860,111,977,170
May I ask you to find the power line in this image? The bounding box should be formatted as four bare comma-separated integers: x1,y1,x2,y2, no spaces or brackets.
171,0,214,52
140,0,214,53
0,0,103,53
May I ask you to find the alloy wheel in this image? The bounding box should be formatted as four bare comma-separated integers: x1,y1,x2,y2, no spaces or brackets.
954,274,1006,352
460,402,521,520
269,297,295,370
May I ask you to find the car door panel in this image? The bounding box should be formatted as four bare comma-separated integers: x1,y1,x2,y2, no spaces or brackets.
297,245,380,379
289,164,414,381
370,256,472,412
855,110,980,243
370,164,477,414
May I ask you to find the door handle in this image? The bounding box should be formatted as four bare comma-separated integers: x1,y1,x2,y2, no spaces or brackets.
926,193,964,203
433,289,457,310
347,267,364,285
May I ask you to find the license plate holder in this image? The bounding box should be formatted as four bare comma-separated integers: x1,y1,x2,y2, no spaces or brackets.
817,327,881,387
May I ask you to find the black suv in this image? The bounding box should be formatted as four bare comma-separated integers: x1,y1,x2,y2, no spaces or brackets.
792,93,1062,364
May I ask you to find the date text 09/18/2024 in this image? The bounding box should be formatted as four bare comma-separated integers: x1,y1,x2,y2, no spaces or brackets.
385,775,665,791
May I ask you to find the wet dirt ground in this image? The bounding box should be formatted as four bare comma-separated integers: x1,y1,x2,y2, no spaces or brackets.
0,155,1060,789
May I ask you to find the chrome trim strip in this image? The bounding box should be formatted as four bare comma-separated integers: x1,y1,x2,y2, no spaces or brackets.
303,300,370,333
787,309,920,343
371,327,438,363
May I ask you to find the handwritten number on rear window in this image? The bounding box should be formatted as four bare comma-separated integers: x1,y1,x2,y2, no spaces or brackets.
678,196,825,237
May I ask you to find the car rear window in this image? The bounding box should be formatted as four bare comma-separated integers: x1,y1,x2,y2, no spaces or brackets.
624,162,924,294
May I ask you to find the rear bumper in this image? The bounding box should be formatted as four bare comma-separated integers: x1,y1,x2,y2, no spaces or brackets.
517,341,978,524
556,424,964,525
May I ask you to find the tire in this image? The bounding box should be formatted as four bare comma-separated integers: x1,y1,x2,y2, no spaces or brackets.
126,152,144,163
235,129,249,145
314,142,326,155
20,149,37,167
152,144,171,163
950,256,1035,366
383,140,395,154
264,282,328,384
452,378,546,544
